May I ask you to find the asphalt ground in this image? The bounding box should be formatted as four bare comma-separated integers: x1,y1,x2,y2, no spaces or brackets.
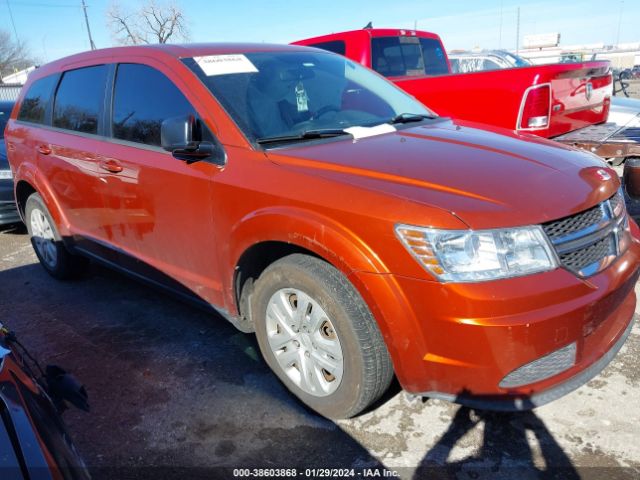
0,223,639,480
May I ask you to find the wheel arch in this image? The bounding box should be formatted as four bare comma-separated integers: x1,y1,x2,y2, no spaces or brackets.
14,164,70,235
226,206,390,328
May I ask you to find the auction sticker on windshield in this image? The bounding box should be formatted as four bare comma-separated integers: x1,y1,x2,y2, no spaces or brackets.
194,54,258,76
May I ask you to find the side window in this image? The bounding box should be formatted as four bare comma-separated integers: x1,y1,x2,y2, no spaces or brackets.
112,64,197,147
17,75,58,125
53,65,108,134
419,38,450,76
309,41,346,56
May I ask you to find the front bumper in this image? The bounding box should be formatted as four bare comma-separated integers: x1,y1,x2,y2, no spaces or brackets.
353,231,640,408
0,178,20,225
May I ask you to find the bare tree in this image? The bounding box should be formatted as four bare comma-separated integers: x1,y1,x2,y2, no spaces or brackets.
0,30,36,80
107,1,189,45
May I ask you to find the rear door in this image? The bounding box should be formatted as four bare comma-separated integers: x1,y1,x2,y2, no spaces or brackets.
36,65,109,238
93,62,223,306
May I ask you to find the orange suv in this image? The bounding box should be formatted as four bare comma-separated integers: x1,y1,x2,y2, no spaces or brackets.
5,43,639,418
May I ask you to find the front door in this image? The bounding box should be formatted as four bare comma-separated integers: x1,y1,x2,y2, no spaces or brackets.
95,62,223,306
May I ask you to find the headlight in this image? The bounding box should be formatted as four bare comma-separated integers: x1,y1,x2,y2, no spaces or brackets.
395,224,558,282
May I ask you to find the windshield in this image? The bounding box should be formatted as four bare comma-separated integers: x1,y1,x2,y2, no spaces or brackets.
182,51,434,143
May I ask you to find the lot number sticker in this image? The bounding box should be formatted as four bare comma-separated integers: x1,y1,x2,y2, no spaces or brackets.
194,54,258,76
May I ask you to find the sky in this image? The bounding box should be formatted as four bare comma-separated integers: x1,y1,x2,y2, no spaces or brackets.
1,0,639,65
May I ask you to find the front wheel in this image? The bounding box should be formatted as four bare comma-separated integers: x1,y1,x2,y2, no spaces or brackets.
252,254,393,418
25,193,87,279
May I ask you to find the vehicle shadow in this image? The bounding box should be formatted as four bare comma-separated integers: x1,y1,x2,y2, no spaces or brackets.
0,246,581,479
0,222,26,234
415,398,580,480
0,260,391,478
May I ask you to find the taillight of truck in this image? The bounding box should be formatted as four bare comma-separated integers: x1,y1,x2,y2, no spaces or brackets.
518,84,551,130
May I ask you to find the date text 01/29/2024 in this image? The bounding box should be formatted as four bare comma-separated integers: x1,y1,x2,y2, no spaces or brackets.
232,468,399,477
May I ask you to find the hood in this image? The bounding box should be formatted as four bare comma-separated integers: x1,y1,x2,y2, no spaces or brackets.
266,119,619,230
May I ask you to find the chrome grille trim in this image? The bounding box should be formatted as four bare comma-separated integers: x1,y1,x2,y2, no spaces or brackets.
542,192,626,277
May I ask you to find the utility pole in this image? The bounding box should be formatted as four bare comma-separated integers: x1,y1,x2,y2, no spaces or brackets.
498,0,503,48
515,6,520,55
81,0,96,50
615,1,624,47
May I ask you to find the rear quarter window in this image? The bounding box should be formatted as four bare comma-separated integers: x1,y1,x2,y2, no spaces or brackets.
17,75,58,125
308,40,346,56
53,65,108,135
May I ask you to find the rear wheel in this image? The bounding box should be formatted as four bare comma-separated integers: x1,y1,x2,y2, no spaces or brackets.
25,193,87,279
252,254,393,418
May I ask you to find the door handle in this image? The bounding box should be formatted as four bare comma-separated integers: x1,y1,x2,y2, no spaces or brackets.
99,159,123,173
37,145,52,155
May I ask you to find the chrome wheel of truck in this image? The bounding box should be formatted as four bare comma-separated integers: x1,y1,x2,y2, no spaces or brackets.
266,288,344,397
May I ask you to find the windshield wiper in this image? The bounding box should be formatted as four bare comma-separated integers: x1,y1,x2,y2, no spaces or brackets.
388,113,438,124
256,129,351,145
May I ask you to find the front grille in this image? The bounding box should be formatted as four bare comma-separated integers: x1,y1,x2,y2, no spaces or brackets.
559,236,613,272
543,204,605,241
499,342,576,388
542,192,625,277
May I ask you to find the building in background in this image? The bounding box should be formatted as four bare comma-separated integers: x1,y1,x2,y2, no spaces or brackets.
517,33,639,67
1,66,36,85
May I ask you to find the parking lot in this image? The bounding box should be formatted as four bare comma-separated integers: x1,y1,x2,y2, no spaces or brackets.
0,224,638,479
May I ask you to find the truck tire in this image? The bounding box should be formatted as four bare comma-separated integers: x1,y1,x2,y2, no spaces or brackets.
252,253,393,418
25,193,87,280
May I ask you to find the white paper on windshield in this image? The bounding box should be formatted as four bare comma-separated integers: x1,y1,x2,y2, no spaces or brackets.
344,124,396,140
194,54,258,76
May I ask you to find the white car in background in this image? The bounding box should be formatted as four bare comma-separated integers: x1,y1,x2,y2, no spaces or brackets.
448,50,531,73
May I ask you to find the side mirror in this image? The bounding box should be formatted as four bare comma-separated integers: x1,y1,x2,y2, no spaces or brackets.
623,158,640,199
161,115,221,164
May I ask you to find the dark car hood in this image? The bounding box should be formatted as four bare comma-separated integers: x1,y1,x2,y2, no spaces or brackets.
267,119,619,229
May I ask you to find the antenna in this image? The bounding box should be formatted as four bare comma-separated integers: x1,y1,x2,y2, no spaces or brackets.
81,0,96,50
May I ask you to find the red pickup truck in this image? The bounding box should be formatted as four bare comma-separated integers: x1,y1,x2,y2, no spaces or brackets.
293,28,612,141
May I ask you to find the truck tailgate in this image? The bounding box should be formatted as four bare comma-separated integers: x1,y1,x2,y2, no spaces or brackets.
548,62,612,137
393,61,611,139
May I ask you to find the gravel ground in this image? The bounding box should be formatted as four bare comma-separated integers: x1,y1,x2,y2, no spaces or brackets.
1,225,639,480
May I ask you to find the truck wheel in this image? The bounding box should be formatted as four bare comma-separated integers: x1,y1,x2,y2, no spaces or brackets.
25,193,87,280
252,254,393,418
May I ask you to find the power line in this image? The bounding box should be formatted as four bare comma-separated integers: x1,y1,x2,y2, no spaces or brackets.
5,1,79,7
5,0,21,46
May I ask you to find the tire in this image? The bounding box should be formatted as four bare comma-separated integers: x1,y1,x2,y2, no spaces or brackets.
25,193,88,280
252,254,393,418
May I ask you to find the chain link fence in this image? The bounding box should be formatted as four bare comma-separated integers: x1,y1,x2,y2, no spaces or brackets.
0,84,23,102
